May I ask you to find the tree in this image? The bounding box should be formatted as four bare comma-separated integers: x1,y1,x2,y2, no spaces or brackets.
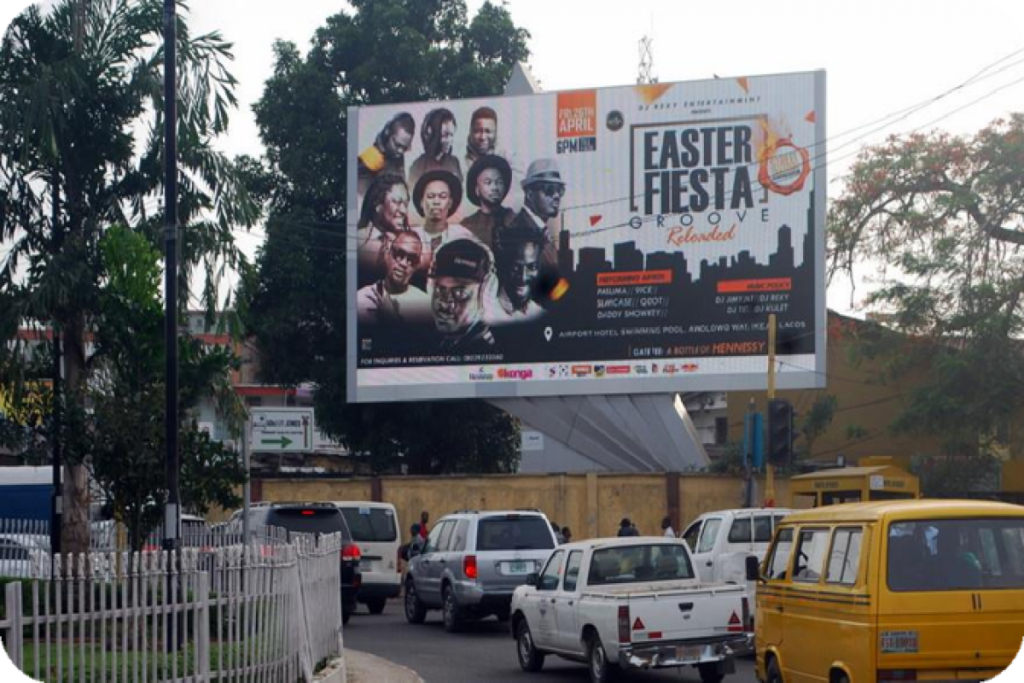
241,0,529,474
0,0,256,550
798,394,838,460
828,115,1024,468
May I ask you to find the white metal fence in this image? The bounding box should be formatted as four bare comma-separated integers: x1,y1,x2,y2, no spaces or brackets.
0,531,344,683
0,519,117,577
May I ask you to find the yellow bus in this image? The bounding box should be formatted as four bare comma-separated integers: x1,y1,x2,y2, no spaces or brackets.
755,499,1024,683
790,464,920,508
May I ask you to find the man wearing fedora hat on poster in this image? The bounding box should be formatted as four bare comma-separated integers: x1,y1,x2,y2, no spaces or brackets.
463,154,516,247
511,158,567,277
411,168,477,280
429,239,497,352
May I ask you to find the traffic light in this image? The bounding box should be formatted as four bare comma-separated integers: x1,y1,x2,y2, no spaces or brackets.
767,398,794,465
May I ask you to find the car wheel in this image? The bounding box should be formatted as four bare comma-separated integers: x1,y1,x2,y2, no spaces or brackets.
442,585,464,633
495,608,510,623
766,657,784,683
698,663,725,683
404,580,427,624
588,635,618,683
516,619,545,672
366,597,387,615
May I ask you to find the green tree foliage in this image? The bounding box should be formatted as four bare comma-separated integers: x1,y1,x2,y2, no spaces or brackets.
0,0,256,549
798,394,838,460
828,115,1024,467
241,0,529,474
90,225,244,551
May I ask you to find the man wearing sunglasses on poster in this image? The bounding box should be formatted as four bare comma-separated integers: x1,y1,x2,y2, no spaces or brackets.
429,239,497,352
511,158,566,275
356,231,431,327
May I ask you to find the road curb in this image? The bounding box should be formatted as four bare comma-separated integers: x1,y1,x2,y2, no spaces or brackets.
345,649,423,683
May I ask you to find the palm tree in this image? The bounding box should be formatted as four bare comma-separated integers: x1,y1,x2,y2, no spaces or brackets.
0,0,257,552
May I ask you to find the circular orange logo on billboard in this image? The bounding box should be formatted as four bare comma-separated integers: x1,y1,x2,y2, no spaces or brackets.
759,138,810,196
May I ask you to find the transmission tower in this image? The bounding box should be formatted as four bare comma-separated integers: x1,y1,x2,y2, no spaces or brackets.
638,36,657,85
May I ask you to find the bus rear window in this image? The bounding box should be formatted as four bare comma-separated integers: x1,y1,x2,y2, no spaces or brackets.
888,518,1024,591
340,507,397,543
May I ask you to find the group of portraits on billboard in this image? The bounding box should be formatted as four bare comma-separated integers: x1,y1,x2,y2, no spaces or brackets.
356,105,567,354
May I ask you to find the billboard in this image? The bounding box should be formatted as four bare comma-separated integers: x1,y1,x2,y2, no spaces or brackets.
347,71,826,402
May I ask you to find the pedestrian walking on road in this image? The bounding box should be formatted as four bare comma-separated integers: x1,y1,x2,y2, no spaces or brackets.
419,511,430,539
618,518,640,537
662,516,676,538
561,526,573,543
550,520,565,544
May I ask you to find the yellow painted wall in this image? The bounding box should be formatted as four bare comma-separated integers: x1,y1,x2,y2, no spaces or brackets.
245,473,795,542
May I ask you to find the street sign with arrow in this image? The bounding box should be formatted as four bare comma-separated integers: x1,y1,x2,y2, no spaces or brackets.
250,408,313,453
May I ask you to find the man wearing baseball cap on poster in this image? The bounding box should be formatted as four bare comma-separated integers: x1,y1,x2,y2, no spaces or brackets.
429,239,497,353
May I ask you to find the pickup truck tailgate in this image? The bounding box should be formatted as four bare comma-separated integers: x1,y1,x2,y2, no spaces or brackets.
587,582,748,643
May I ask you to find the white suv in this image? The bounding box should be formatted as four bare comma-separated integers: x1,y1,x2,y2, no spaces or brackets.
404,510,558,632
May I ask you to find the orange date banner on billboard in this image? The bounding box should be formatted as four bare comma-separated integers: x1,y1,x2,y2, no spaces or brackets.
597,270,673,287
557,90,597,138
717,278,792,293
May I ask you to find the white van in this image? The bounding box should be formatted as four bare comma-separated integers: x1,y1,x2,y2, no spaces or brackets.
680,507,793,585
334,501,402,614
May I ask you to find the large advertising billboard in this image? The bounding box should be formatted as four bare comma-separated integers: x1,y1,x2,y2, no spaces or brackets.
348,71,826,402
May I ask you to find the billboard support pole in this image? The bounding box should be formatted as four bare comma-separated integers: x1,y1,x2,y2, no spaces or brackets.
744,397,755,508
765,314,777,507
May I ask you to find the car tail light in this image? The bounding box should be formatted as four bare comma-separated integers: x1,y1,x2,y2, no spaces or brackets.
878,671,917,682
618,605,630,644
727,610,743,633
341,544,361,561
464,555,478,579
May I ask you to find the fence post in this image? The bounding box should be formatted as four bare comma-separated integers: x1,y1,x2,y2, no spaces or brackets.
4,581,23,670
196,571,210,681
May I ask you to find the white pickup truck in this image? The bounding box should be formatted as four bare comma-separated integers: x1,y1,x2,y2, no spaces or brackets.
510,537,753,683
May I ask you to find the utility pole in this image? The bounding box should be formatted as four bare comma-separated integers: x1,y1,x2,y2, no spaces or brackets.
50,162,62,564
241,413,251,545
162,0,180,552
765,314,777,507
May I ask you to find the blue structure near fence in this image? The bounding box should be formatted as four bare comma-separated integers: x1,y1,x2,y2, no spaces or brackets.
0,467,53,520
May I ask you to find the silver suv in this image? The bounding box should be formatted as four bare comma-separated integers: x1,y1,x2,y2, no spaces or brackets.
404,510,558,632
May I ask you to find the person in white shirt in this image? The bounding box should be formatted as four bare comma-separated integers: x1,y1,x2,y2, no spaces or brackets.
490,223,546,325
410,169,478,280
661,516,676,538
357,231,431,327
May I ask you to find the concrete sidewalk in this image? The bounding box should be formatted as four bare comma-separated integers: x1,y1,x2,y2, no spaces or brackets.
346,649,424,683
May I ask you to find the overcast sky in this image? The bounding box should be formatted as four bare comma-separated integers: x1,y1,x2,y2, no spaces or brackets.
3,0,1024,314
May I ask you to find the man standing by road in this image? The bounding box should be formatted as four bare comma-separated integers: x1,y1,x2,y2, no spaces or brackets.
357,231,431,327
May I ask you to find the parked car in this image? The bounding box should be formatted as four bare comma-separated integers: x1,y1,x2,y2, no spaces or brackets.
511,536,752,683
681,508,793,585
334,501,401,615
755,500,1024,683
404,510,558,632
0,534,47,578
230,502,362,624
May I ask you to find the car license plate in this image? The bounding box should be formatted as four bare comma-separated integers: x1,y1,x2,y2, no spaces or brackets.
675,645,701,662
360,559,375,571
505,561,530,575
881,630,919,654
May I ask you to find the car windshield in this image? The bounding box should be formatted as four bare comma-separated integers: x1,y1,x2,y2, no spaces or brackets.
589,544,695,585
476,516,555,551
888,517,1024,591
266,507,351,540
340,507,397,543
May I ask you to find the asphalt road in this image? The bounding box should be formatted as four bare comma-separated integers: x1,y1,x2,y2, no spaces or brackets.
343,603,759,683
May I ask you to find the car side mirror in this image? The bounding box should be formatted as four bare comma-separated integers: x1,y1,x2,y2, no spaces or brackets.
745,555,762,582
525,572,539,587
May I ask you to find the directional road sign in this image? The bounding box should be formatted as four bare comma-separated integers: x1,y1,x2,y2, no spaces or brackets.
250,408,314,453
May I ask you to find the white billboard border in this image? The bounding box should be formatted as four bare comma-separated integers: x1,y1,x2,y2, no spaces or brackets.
345,70,828,404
